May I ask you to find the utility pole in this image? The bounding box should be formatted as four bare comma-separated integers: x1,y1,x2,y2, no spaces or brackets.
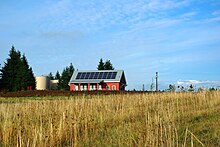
155,72,158,92
142,84,145,91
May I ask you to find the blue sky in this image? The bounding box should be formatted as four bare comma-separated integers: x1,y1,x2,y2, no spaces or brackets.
0,0,220,90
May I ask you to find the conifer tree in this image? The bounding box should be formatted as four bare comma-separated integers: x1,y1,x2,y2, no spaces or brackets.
27,67,36,90
55,71,61,80
58,63,74,90
0,46,35,91
97,58,114,70
104,60,114,70
48,72,54,80
97,58,105,70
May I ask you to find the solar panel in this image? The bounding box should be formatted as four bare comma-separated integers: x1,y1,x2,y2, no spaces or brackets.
107,72,112,79
103,72,108,79
112,72,117,79
81,73,86,79
94,72,99,79
76,72,82,79
88,72,93,79
76,72,117,80
98,72,103,79
85,72,90,79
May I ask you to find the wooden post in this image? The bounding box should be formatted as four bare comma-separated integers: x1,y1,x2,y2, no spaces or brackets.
79,83,81,91
88,83,90,91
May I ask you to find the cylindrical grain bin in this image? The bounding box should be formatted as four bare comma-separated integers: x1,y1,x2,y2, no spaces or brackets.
35,76,50,90
50,79,59,90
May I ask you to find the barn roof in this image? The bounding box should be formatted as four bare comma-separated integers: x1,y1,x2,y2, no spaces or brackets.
69,70,126,84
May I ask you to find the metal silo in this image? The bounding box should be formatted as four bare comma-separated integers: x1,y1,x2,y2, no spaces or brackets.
50,79,59,90
35,76,50,90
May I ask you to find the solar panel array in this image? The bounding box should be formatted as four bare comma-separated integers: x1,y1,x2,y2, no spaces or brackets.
76,72,117,80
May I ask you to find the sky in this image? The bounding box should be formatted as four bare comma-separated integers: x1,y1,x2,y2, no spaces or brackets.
0,0,220,90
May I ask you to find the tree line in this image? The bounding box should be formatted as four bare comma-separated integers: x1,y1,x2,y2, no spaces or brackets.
47,63,74,90
0,46,115,92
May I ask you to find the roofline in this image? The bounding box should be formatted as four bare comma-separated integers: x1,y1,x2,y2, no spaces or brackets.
75,69,124,72
69,69,126,85
69,81,120,84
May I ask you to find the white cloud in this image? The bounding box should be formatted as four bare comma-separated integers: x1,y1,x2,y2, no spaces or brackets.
147,0,190,11
205,16,220,23
38,0,192,32
180,11,197,19
177,80,220,86
41,31,84,39
212,10,220,16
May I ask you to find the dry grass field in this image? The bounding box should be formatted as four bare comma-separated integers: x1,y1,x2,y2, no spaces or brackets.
0,91,220,146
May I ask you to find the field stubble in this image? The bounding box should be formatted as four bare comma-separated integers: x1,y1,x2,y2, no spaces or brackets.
0,91,220,146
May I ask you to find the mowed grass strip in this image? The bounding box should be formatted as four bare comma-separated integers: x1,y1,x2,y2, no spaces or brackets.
0,91,220,146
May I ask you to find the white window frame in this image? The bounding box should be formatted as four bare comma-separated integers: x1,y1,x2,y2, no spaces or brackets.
75,85,78,91
90,85,93,90
84,85,87,90
80,85,83,91
93,85,96,90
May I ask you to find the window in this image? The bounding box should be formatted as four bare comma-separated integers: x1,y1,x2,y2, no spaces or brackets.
106,86,110,90
90,85,93,90
93,85,96,90
99,85,102,90
112,85,116,90
75,85,78,91
84,85,87,90
80,85,83,91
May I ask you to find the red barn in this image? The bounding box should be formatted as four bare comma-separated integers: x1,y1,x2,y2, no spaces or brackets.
69,70,126,91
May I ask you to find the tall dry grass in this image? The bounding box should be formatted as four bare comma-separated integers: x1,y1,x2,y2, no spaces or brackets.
0,91,220,146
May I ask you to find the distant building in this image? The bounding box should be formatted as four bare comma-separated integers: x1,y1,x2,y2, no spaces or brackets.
69,70,127,91
50,79,59,90
35,76,50,90
35,76,59,90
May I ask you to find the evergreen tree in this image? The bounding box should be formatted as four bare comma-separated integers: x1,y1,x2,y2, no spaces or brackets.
168,84,176,92
1,46,21,91
58,63,74,90
97,58,105,70
55,71,60,80
68,63,74,77
28,67,36,90
97,58,114,70
19,55,30,90
0,46,35,91
104,60,114,70
48,72,54,80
